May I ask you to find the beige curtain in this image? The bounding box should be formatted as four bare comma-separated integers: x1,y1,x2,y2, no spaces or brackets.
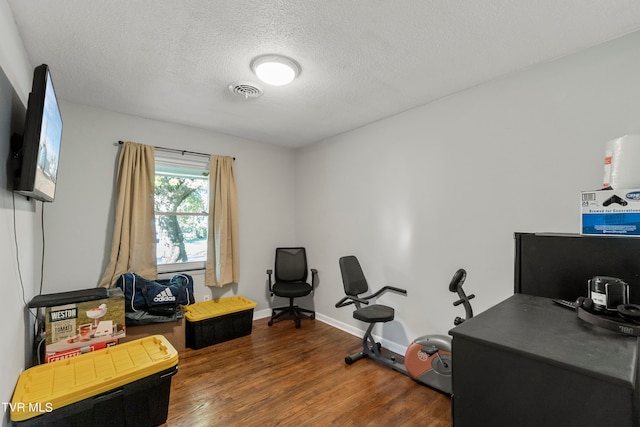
205,155,239,287
99,141,157,287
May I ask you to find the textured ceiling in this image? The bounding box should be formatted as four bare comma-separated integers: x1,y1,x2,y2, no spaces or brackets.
7,1,640,148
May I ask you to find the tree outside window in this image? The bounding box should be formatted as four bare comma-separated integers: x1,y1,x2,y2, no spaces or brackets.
154,159,209,270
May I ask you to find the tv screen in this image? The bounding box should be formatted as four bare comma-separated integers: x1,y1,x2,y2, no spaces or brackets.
13,64,63,202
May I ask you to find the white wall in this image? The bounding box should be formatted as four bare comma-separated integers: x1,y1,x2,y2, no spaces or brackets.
296,31,640,352
0,0,30,108
43,101,297,309
0,65,38,427
0,2,42,424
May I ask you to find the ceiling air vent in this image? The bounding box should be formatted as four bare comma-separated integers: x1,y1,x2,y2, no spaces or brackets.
228,81,263,99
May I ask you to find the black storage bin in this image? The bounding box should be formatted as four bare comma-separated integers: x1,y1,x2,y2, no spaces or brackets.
11,336,178,427
183,296,256,349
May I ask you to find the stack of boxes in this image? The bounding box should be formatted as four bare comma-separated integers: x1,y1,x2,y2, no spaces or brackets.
28,288,126,363
581,135,640,237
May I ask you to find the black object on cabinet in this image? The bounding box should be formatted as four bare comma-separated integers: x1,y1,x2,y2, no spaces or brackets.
514,232,640,304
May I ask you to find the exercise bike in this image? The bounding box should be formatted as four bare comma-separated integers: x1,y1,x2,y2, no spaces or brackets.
335,256,474,395
404,268,474,394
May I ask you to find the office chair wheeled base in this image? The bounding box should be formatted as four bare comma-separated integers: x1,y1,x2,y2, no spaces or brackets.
268,299,315,329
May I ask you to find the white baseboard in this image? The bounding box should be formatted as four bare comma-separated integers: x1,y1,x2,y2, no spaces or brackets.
253,309,407,355
253,308,272,320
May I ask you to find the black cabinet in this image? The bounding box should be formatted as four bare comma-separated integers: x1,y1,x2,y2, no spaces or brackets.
450,294,640,427
514,232,640,304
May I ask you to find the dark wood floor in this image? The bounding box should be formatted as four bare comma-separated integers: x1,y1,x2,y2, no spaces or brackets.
163,317,451,427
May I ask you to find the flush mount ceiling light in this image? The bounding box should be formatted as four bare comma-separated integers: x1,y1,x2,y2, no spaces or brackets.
251,54,300,86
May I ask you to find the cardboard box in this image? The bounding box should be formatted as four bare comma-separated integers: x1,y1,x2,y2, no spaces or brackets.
35,288,126,362
45,339,118,363
119,318,185,352
581,188,640,236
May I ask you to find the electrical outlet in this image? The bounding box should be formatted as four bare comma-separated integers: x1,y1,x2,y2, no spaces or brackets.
203,295,211,301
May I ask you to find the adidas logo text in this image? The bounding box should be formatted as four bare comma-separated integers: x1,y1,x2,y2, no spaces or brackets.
153,288,176,303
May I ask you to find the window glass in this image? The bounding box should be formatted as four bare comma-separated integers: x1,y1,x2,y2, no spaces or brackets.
154,154,209,270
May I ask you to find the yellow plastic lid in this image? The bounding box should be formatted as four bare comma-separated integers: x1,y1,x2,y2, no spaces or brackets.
183,296,257,322
11,335,178,422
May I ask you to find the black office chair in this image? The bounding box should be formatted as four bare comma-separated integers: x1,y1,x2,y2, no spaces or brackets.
267,247,318,328
335,255,407,366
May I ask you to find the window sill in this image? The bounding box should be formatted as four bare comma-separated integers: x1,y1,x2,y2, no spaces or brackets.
158,261,205,275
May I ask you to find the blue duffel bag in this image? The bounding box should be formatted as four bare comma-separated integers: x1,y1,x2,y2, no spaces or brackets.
116,273,195,315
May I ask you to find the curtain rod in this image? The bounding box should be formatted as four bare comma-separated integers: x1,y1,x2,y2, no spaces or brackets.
117,140,235,160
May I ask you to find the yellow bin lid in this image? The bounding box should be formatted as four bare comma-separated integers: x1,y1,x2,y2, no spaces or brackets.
183,296,257,322
11,335,178,422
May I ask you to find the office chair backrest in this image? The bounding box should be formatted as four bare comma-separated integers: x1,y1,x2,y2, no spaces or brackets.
275,247,308,283
339,256,369,297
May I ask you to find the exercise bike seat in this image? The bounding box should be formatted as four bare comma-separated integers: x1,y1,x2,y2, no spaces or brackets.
353,304,395,323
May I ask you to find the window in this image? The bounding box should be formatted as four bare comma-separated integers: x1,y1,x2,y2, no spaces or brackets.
154,152,209,273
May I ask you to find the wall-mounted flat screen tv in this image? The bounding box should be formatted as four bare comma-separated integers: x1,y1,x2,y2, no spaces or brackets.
13,64,63,202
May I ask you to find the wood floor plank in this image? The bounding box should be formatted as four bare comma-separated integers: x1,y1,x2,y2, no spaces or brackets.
163,318,451,426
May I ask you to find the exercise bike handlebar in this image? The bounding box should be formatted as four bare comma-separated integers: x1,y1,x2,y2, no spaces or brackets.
453,294,475,306
335,286,407,308
335,295,368,308
449,268,474,324
368,285,407,299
